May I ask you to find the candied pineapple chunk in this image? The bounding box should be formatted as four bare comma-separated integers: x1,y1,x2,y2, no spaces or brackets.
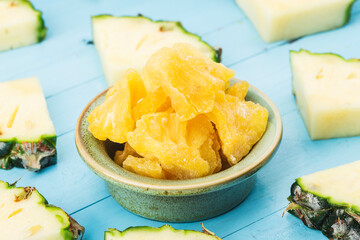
127,113,221,179
114,143,141,165
143,43,235,121
87,44,270,180
187,114,222,173
123,156,166,179
207,91,268,165
131,87,170,121
88,69,145,143
227,81,249,100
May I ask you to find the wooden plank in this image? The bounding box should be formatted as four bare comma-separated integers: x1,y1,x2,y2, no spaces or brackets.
1,1,360,239
46,78,107,136
70,3,360,239
223,210,326,239
205,19,285,66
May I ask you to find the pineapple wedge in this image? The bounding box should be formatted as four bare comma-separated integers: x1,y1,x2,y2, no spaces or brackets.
291,49,360,140
92,15,220,86
105,225,220,240
0,0,46,52
0,77,56,171
286,161,360,239
0,180,84,239
236,0,355,42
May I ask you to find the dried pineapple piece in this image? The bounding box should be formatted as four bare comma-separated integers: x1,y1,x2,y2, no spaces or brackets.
207,91,268,165
123,156,166,179
114,143,141,165
127,113,220,179
143,43,234,121
227,81,249,100
186,114,221,174
88,69,145,143
131,87,170,121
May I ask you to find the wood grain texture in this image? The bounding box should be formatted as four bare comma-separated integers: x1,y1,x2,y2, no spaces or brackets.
1,0,360,239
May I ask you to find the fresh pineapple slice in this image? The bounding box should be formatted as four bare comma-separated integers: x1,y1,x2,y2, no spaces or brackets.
291,49,360,140
286,161,360,240
92,15,221,86
105,225,220,240
0,0,46,52
236,0,355,42
0,180,84,240
0,77,56,171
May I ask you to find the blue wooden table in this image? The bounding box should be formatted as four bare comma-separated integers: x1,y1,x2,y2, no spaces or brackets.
1,1,360,239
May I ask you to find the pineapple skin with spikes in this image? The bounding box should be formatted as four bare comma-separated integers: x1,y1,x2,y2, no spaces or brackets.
0,138,56,171
0,77,56,171
286,161,360,239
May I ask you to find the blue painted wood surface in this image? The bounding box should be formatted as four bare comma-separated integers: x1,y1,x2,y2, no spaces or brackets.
1,0,360,239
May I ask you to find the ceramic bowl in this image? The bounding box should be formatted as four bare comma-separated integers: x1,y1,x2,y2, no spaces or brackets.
75,80,282,222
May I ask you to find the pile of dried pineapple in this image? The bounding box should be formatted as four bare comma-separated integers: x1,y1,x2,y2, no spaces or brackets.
88,43,268,180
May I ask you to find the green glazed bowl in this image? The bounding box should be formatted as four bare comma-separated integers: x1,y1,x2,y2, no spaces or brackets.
75,79,283,222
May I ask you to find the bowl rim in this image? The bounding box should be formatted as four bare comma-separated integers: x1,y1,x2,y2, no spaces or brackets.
75,80,283,191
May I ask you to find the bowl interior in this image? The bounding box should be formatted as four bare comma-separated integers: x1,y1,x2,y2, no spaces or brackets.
75,80,282,191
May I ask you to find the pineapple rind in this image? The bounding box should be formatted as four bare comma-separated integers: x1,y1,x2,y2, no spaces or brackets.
0,77,56,171
0,136,57,171
287,165,360,240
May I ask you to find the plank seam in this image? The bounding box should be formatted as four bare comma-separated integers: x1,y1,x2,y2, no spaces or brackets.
202,17,245,36
70,195,111,216
46,75,103,100
222,206,285,239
